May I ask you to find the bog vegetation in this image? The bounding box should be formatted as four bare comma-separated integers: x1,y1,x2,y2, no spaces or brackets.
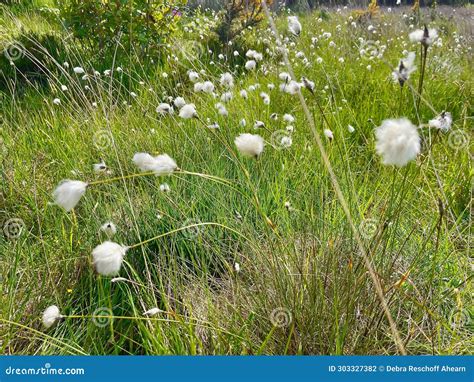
0,0,472,355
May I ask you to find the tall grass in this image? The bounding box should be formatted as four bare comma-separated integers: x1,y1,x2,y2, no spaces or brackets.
0,4,472,355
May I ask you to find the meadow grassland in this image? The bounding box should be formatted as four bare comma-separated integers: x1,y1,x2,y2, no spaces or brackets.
0,2,472,355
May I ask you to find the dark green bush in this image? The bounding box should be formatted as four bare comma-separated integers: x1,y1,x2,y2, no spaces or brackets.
0,32,67,92
58,0,186,58
0,0,33,4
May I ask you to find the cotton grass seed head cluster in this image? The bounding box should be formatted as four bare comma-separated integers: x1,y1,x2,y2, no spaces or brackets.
429,112,453,132
92,241,128,276
409,26,439,47
235,134,265,158
392,52,416,86
375,118,421,167
42,305,62,328
132,153,178,175
52,180,88,212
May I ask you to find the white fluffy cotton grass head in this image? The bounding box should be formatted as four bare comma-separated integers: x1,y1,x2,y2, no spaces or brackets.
42,305,62,329
52,180,88,212
283,114,295,124
428,111,452,132
188,70,199,82
375,118,421,167
132,152,156,172
324,129,334,140
92,241,128,276
288,15,302,36
234,133,264,158
143,307,163,316
409,26,438,47
220,72,234,88
100,221,117,238
93,160,107,174
392,52,416,87
173,96,186,109
147,154,177,175
179,103,197,119
245,60,257,71
280,80,301,95
156,103,174,115
132,153,178,176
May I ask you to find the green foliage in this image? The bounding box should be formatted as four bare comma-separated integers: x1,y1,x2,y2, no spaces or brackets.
214,0,270,45
0,0,33,5
0,31,67,92
317,8,330,20
58,0,186,56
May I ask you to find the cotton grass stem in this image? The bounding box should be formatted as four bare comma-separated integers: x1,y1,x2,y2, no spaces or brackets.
128,222,250,250
88,169,233,187
195,116,278,233
398,85,404,116
59,315,244,340
0,318,87,355
262,0,406,355
305,88,332,129
88,171,157,186
416,45,428,110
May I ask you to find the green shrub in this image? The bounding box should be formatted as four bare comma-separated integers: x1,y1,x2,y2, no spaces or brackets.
214,0,270,45
0,0,33,5
58,0,186,58
0,31,67,92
